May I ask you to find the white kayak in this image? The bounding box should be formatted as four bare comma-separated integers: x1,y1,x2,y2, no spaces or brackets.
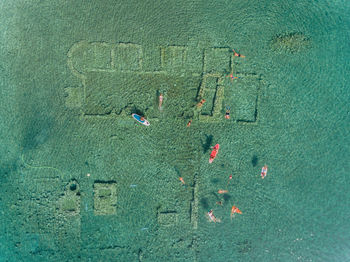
132,113,150,126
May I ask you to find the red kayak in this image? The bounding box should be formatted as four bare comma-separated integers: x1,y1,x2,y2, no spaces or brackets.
209,144,219,163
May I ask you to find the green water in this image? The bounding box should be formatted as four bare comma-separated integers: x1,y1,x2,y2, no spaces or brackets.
1,0,349,261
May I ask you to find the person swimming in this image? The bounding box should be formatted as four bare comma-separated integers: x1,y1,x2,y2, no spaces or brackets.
196,99,206,108
226,73,240,82
227,174,232,185
225,106,230,119
231,205,242,220
186,119,192,127
179,177,185,185
232,48,245,58
159,93,163,109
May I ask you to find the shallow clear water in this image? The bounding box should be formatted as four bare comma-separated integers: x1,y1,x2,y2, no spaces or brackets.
1,0,349,261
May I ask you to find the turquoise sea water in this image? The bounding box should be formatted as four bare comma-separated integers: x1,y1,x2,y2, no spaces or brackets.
1,0,349,261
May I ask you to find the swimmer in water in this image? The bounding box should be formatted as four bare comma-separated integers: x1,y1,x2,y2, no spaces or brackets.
227,174,232,185
231,205,242,220
159,93,163,109
225,106,230,119
196,99,206,108
179,177,185,185
226,73,240,82
187,120,192,127
232,48,245,58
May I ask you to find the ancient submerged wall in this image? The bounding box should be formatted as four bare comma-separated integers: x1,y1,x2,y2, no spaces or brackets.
8,41,266,261
66,41,262,123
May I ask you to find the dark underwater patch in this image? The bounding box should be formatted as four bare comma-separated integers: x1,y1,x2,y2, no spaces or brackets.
21,110,54,151
210,177,220,184
200,197,209,210
0,160,19,181
202,134,213,154
222,194,231,202
251,155,258,167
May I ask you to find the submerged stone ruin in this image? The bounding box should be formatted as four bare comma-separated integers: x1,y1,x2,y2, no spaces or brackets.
271,32,311,54
66,41,264,123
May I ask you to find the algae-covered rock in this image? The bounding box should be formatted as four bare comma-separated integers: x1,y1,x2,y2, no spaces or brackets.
98,188,111,198
61,198,77,212
271,32,311,54
58,180,81,215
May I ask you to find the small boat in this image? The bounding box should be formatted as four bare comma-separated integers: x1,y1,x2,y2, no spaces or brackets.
261,165,268,179
132,113,150,126
209,144,219,163
207,210,218,223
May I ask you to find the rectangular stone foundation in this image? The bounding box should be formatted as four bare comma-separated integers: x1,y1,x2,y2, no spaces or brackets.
74,42,113,72
198,75,224,121
160,45,203,74
93,181,117,215
200,76,218,116
112,43,143,71
157,211,178,226
204,47,231,74
83,71,200,117
224,75,259,122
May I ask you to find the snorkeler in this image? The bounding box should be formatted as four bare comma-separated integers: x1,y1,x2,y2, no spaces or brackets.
226,73,240,82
